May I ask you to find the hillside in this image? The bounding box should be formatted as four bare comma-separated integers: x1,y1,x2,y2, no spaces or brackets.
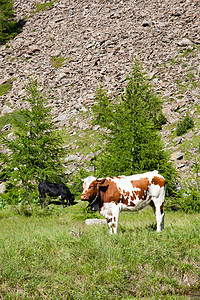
0,0,200,184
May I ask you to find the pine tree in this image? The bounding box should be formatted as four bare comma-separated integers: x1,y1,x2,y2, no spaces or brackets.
0,0,23,44
92,62,176,192
1,79,66,204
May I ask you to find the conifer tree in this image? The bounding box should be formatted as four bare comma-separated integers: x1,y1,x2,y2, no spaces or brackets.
0,0,23,44
1,79,66,203
92,62,176,192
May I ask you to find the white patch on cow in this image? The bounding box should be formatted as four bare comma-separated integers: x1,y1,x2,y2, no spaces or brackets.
100,202,117,218
151,184,165,232
100,202,120,234
119,199,150,212
149,183,161,198
82,176,96,193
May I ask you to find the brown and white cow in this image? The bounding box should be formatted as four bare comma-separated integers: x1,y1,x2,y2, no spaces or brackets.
81,171,166,234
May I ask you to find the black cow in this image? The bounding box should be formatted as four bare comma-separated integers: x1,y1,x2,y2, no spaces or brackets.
38,181,74,208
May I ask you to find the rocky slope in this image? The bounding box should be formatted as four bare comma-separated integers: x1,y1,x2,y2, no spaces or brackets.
0,0,200,182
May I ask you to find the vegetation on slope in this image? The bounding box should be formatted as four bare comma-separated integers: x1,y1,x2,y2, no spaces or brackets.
0,0,24,44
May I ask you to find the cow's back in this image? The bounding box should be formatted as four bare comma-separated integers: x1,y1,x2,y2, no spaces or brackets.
103,171,165,210
39,182,62,197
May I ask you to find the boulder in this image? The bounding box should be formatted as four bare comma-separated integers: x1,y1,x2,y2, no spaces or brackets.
85,219,107,225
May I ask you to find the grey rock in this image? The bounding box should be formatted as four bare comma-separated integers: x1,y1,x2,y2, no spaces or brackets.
170,151,184,161
1,124,12,131
85,219,107,225
7,132,16,140
0,183,6,194
177,38,193,46
173,136,183,145
1,106,13,116
142,20,151,27
65,154,78,162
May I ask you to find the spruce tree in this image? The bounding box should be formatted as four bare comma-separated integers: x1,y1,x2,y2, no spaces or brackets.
0,0,23,44
1,79,66,204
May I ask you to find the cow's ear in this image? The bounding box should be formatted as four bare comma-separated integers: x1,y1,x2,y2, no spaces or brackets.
96,178,107,185
96,178,109,191
98,185,109,192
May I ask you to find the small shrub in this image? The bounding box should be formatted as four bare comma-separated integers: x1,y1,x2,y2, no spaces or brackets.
176,113,194,136
178,186,200,213
166,186,200,213
1,185,23,205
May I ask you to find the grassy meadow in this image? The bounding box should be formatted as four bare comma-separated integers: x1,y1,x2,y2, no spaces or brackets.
0,202,199,299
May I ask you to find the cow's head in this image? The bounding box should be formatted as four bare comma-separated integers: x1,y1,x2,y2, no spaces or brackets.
81,178,108,211
81,176,96,195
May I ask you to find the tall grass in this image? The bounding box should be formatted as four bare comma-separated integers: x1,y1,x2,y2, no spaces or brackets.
0,203,199,299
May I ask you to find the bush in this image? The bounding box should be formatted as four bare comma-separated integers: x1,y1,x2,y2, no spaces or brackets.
166,184,200,213
178,186,200,212
1,184,23,205
176,113,194,136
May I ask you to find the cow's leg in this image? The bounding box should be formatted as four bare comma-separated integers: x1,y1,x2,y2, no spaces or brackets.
151,198,165,232
106,206,120,234
40,198,44,209
150,183,165,232
65,194,70,207
39,193,45,209
65,198,70,207
61,195,65,208
107,218,115,234
155,203,164,232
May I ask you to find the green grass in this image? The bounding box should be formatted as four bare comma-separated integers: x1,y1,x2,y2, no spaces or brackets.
50,56,66,68
62,111,104,157
0,203,199,299
0,82,12,96
64,129,103,156
35,1,57,12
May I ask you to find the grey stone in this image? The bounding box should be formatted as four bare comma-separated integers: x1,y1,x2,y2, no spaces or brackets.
177,38,193,46
170,151,184,161
1,124,12,131
0,183,6,194
85,219,107,225
173,136,183,145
